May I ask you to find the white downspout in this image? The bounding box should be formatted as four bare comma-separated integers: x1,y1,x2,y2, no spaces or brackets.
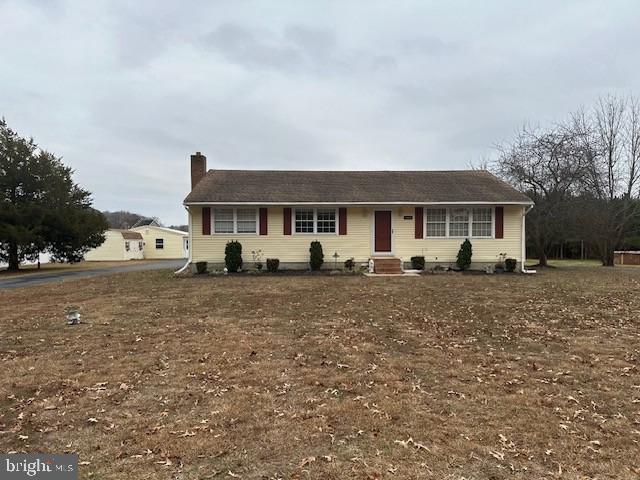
174,205,192,275
521,204,536,274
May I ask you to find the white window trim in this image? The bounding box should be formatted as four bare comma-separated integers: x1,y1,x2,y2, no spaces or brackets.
212,208,259,235
471,206,494,239
448,207,471,239
293,207,339,235
425,207,448,239
424,206,495,239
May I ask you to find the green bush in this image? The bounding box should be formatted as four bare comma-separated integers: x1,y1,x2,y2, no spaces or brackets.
195,261,207,274
456,239,472,270
225,240,243,272
505,258,517,272
309,241,324,271
266,258,280,272
411,256,425,270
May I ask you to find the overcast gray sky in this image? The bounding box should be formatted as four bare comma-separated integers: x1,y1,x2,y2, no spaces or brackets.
1,0,638,225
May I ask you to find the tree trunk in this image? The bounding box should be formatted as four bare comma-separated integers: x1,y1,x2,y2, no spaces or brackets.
538,249,548,267
7,242,19,271
598,240,615,267
602,241,615,267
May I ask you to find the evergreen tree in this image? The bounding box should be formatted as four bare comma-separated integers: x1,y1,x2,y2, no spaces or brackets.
224,240,243,272
309,241,324,270
456,239,472,270
0,119,108,270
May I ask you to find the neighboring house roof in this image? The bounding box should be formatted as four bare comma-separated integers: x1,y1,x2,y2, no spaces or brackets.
184,170,533,205
117,230,143,240
131,218,161,228
130,226,188,236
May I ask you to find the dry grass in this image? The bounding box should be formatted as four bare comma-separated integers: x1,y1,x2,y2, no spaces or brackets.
1,267,639,479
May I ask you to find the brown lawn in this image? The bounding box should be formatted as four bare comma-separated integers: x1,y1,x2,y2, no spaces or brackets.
1,267,639,479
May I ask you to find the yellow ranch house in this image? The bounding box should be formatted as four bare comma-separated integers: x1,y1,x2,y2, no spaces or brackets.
184,152,533,273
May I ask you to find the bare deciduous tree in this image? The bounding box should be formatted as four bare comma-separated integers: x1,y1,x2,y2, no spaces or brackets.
626,96,640,198
495,125,587,266
495,94,640,267
570,95,640,266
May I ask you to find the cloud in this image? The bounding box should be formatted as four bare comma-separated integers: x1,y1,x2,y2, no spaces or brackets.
0,0,638,224
200,22,397,76
202,23,305,71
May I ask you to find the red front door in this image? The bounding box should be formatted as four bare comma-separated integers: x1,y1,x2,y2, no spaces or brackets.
374,211,392,252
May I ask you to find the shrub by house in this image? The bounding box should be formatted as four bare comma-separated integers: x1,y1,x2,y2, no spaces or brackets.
225,240,243,272
456,239,472,271
309,241,324,271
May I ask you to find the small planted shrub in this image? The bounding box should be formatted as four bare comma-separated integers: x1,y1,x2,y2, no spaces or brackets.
225,240,243,272
309,241,324,271
505,258,517,273
411,256,425,270
344,257,355,271
266,258,280,272
195,261,208,274
456,239,473,271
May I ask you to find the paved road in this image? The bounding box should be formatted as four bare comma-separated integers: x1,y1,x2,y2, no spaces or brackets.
0,260,185,290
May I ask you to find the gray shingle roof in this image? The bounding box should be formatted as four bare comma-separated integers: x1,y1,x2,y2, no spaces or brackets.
184,170,532,204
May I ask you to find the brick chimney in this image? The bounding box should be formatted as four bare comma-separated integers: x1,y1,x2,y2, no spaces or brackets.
190,151,207,189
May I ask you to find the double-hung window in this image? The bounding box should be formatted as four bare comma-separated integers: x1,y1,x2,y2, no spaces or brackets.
448,208,470,237
424,207,494,238
295,208,336,234
213,208,256,234
155,238,164,249
295,208,315,233
316,209,336,233
472,207,492,237
213,208,234,233
236,208,257,233
425,208,447,237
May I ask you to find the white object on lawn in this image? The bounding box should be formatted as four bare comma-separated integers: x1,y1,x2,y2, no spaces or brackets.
65,306,81,325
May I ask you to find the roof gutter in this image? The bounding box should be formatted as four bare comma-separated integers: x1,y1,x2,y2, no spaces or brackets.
521,204,536,274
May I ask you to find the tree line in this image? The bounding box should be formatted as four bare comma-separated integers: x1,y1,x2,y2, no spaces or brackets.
102,210,187,232
495,94,640,266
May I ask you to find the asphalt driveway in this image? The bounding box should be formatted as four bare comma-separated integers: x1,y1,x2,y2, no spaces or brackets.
0,260,185,290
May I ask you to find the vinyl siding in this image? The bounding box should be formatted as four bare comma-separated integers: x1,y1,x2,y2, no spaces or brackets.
131,226,188,259
393,205,523,264
191,207,371,263
190,205,525,266
84,230,144,261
